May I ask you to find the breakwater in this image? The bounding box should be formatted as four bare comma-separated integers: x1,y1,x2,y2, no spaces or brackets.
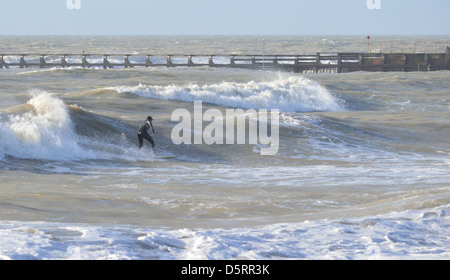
1,48,449,73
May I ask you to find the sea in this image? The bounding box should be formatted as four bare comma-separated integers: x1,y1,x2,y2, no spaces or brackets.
0,36,449,260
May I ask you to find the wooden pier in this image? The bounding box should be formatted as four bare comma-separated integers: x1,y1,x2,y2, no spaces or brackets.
1,48,449,73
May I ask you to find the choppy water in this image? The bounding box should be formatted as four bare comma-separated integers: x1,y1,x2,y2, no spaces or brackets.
0,36,449,260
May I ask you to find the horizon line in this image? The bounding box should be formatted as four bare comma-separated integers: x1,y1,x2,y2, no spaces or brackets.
1,34,450,37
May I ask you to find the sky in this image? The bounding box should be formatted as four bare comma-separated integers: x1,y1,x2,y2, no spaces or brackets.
0,0,449,36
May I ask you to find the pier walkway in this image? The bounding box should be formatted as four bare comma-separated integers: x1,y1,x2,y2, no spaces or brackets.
1,49,449,73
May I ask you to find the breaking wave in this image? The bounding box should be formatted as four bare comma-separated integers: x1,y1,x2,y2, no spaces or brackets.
110,75,344,112
0,90,145,162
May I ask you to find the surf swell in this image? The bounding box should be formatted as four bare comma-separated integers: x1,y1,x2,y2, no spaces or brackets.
0,90,144,162
110,75,344,113
0,90,89,161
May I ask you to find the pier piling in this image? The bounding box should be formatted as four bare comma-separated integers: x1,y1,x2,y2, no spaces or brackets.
0,49,448,73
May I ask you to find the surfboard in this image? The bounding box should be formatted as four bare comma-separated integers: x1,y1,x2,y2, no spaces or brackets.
157,155,178,159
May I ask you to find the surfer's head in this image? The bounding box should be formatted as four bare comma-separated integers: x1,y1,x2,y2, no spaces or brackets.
147,116,153,121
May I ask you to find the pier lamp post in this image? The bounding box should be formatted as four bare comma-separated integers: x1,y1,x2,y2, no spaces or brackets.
367,36,371,53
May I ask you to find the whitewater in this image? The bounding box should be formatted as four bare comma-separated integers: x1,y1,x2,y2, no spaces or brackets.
0,36,449,260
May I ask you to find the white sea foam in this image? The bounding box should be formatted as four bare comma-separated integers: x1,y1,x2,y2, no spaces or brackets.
0,206,448,260
14,68,73,76
110,75,344,113
0,90,150,162
0,90,91,161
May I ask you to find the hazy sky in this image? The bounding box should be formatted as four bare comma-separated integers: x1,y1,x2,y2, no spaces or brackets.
0,0,449,35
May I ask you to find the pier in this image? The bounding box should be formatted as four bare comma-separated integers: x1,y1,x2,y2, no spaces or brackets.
1,48,449,73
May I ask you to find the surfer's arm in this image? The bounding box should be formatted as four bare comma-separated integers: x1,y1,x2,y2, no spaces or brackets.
150,121,155,134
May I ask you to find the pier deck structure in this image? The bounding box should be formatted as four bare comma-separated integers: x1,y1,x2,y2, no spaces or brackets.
1,48,449,73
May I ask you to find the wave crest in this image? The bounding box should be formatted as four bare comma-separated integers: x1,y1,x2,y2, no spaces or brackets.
110,75,344,112
0,90,90,161
0,90,146,162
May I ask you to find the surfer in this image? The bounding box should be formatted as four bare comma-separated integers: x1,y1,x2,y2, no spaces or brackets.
137,116,156,152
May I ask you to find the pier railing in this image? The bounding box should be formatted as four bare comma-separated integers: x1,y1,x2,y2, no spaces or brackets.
1,50,449,73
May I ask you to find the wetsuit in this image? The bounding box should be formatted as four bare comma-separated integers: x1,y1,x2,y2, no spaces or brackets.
137,119,155,150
